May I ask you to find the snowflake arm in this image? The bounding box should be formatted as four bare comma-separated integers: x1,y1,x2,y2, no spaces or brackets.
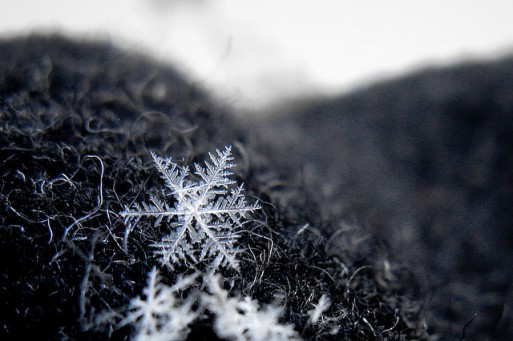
150,151,191,200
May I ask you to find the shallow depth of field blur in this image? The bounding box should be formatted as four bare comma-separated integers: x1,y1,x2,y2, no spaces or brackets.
1,0,513,113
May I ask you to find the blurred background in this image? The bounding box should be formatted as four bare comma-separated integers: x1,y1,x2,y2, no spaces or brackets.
1,0,513,112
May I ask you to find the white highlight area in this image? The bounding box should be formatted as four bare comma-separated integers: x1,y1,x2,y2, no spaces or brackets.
1,0,513,111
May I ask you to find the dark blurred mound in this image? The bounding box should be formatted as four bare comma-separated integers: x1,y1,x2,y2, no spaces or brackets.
259,59,513,339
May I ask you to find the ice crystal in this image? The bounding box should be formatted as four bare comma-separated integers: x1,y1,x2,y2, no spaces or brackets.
120,146,260,269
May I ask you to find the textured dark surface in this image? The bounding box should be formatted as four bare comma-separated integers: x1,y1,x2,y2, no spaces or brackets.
1,34,511,340
0,35,243,339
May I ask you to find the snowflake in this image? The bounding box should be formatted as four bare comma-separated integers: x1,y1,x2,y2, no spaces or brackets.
120,146,260,270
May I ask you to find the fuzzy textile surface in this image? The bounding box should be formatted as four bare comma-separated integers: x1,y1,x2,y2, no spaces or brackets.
0,35,512,340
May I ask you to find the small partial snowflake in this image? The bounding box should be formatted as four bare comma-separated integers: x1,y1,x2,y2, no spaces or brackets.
120,146,260,269
307,294,331,325
202,273,301,341
119,268,200,341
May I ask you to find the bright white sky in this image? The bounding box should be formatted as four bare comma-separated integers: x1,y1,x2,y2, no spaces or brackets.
2,0,513,111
